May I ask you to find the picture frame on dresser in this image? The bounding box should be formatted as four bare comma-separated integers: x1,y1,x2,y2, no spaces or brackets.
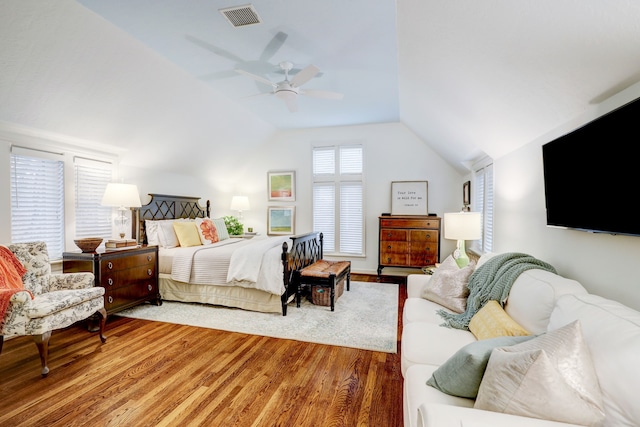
391,181,428,215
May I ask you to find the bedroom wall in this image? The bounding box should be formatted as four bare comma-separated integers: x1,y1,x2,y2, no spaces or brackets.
217,122,464,274
493,82,640,311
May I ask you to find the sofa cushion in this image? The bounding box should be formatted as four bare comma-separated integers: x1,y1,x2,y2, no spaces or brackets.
421,255,475,313
548,293,640,427
404,364,474,427
402,297,454,326
427,334,534,398
401,321,476,376
469,300,530,340
505,268,587,334
475,320,605,426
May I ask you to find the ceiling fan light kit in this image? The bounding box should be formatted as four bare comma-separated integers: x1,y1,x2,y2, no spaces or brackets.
235,61,344,112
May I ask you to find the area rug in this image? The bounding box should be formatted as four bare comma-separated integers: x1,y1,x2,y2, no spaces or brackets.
116,281,398,353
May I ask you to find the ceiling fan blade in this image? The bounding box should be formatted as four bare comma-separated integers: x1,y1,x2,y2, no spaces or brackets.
280,94,298,112
242,92,273,99
259,31,288,62
290,64,320,87
300,89,344,100
185,35,244,63
235,69,277,88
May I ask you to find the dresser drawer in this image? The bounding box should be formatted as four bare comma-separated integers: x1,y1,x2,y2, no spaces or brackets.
379,252,409,266
100,252,156,273
380,229,407,241
380,218,439,229
380,241,408,254
102,264,156,289
410,229,439,243
105,281,157,312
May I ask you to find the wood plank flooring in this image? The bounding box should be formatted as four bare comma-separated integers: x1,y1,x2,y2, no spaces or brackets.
0,274,407,427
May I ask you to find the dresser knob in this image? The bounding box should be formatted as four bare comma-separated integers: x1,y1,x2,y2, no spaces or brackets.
147,268,153,276
108,278,113,286
426,234,431,239
107,261,113,270
147,255,152,262
387,257,391,263
387,233,392,238
387,245,391,250
148,284,153,291
108,296,113,304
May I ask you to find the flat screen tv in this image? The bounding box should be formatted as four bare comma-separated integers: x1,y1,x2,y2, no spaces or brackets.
542,96,640,236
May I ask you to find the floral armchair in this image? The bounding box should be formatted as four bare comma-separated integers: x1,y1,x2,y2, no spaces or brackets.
0,241,107,376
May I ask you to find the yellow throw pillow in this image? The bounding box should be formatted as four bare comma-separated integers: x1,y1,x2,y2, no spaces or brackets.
469,300,530,340
172,221,202,247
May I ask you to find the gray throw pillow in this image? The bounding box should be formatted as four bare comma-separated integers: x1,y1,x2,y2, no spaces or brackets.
421,255,475,313
427,335,534,398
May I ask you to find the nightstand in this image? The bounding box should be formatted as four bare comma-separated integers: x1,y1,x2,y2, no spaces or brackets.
63,245,160,315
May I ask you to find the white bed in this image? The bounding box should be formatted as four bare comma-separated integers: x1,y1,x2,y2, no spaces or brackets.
134,194,322,315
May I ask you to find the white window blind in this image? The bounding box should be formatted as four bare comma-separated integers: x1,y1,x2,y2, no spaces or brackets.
10,150,65,259
74,157,113,239
474,162,494,253
312,144,364,255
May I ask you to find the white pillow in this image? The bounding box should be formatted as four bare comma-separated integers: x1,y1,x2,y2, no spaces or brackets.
212,218,230,241
421,255,475,313
475,320,605,426
144,220,161,246
157,220,180,248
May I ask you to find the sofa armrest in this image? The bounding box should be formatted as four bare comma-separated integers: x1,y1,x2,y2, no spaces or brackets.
418,404,583,427
407,274,431,298
48,272,95,291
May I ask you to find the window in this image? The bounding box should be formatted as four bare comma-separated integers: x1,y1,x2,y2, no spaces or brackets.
312,144,364,255
10,146,115,260
74,157,113,239
10,148,66,258
473,160,494,253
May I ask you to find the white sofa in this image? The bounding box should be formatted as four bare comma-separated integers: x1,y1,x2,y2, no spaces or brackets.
402,254,640,427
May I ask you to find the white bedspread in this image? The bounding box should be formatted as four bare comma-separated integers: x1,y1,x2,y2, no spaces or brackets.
169,236,289,295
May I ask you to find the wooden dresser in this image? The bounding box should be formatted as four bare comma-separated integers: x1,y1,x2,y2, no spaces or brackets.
63,245,160,314
378,215,441,275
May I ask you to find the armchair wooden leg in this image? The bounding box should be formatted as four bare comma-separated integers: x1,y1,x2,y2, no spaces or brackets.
96,308,107,344
33,331,52,377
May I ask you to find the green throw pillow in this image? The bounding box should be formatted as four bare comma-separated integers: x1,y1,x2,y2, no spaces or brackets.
426,335,534,399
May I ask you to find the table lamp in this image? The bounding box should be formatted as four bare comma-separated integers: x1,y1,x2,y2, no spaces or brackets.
230,195,250,220
444,211,482,268
101,183,142,238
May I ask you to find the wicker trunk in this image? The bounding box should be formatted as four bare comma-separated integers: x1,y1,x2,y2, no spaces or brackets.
310,279,345,306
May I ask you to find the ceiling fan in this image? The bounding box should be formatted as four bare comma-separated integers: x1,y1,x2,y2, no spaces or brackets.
235,61,344,112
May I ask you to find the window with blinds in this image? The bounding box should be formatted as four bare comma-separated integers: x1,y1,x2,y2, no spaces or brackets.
473,161,494,253
74,157,113,239
10,149,66,259
10,146,115,260
312,144,364,255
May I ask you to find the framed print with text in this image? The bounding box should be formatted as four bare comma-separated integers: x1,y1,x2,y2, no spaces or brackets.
391,181,428,215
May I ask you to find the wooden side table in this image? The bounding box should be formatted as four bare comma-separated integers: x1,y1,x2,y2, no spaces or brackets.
63,245,160,315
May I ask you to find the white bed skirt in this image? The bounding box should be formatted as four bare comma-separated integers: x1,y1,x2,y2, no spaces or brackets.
158,273,294,313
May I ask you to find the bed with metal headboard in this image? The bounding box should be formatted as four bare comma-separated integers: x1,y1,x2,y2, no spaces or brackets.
133,193,321,315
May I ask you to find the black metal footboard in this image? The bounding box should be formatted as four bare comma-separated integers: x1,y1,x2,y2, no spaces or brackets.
280,231,323,315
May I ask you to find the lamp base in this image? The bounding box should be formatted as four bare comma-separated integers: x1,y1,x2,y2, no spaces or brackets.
452,239,470,268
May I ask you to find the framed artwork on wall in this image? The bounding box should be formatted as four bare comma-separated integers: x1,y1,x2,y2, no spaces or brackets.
391,181,428,215
267,206,295,235
268,171,296,202
463,180,471,208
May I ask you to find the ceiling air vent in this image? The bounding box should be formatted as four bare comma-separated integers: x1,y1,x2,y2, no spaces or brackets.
219,4,262,28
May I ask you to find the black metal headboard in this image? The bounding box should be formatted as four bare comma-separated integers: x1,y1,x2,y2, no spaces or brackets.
133,193,211,244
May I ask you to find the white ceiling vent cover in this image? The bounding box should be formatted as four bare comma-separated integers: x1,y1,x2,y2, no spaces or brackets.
219,4,262,28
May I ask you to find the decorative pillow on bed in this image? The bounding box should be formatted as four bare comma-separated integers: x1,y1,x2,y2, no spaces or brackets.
195,217,219,244
421,255,475,313
157,220,180,248
212,218,230,241
145,220,161,246
173,221,202,247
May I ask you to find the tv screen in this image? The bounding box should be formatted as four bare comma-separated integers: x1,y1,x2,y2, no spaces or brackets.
542,96,640,236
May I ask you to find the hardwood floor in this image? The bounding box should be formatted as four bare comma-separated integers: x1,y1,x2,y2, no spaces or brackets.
0,274,407,427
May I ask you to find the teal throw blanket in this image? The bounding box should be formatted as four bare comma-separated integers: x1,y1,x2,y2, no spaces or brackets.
437,252,556,330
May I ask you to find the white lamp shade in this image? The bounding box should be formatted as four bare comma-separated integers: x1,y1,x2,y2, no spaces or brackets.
230,196,250,211
101,183,142,208
444,212,482,240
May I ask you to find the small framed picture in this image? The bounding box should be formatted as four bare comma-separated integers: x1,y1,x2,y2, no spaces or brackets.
463,181,471,206
267,206,295,235
268,171,296,202
391,181,428,215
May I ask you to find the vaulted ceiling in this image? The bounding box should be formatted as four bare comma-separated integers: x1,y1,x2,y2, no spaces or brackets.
3,1,640,175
